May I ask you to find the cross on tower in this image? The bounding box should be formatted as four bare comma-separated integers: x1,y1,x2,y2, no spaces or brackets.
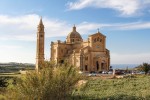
97,28,100,33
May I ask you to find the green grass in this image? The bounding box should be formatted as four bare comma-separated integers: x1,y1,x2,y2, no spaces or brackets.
74,75,150,100
1,75,150,100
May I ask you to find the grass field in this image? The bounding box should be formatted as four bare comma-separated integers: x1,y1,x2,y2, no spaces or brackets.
0,74,150,100
0,73,21,77
74,75,150,100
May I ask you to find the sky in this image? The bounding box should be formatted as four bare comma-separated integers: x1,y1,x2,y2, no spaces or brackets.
0,0,150,64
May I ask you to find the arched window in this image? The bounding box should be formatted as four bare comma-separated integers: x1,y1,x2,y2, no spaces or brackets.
94,38,96,42
97,37,99,41
71,39,74,42
40,35,43,37
100,39,102,42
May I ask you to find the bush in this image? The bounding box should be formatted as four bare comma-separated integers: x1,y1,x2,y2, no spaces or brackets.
0,77,8,87
7,61,81,100
136,63,150,74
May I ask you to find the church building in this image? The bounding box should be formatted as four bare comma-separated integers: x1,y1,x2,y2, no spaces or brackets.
36,18,110,72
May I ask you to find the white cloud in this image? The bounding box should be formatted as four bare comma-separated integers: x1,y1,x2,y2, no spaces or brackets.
105,21,150,30
143,0,150,4
111,53,150,64
0,14,39,41
40,20,150,38
0,14,150,42
0,45,22,49
0,14,75,41
78,21,150,31
0,14,150,63
0,14,104,41
67,0,150,16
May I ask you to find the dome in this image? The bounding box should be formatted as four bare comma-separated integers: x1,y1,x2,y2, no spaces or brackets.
67,26,82,38
67,31,82,38
66,25,83,43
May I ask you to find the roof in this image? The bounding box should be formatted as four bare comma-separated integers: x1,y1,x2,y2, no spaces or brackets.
89,31,106,37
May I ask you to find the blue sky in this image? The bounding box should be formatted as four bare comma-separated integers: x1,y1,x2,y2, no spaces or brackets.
0,0,150,64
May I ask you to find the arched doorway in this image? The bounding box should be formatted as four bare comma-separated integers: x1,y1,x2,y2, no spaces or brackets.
96,61,99,71
85,65,88,71
101,62,106,70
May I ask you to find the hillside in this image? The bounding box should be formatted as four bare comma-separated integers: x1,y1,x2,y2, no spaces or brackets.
0,62,35,73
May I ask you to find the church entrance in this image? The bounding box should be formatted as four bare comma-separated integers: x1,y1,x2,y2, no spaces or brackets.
96,61,99,71
101,63,105,70
85,65,88,71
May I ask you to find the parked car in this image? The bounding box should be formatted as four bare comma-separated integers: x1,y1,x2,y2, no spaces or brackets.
139,71,145,74
90,71,96,73
98,71,102,73
88,73,97,76
88,71,97,76
102,71,108,74
108,71,113,74
115,71,124,75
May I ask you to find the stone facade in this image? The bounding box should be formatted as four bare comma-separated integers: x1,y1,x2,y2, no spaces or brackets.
50,26,110,72
36,18,45,71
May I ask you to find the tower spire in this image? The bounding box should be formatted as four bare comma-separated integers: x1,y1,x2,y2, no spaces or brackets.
36,17,45,71
39,16,43,25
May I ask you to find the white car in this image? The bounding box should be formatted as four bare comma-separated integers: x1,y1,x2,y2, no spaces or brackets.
139,71,145,74
88,73,97,76
108,71,113,74
102,71,108,74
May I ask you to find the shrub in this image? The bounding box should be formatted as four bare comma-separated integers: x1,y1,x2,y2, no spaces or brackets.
0,77,8,87
7,61,81,100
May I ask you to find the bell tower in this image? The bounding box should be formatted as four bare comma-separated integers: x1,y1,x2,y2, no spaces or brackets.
36,17,45,71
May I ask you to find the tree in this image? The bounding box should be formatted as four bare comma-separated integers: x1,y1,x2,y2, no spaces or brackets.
7,61,81,100
137,63,150,74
